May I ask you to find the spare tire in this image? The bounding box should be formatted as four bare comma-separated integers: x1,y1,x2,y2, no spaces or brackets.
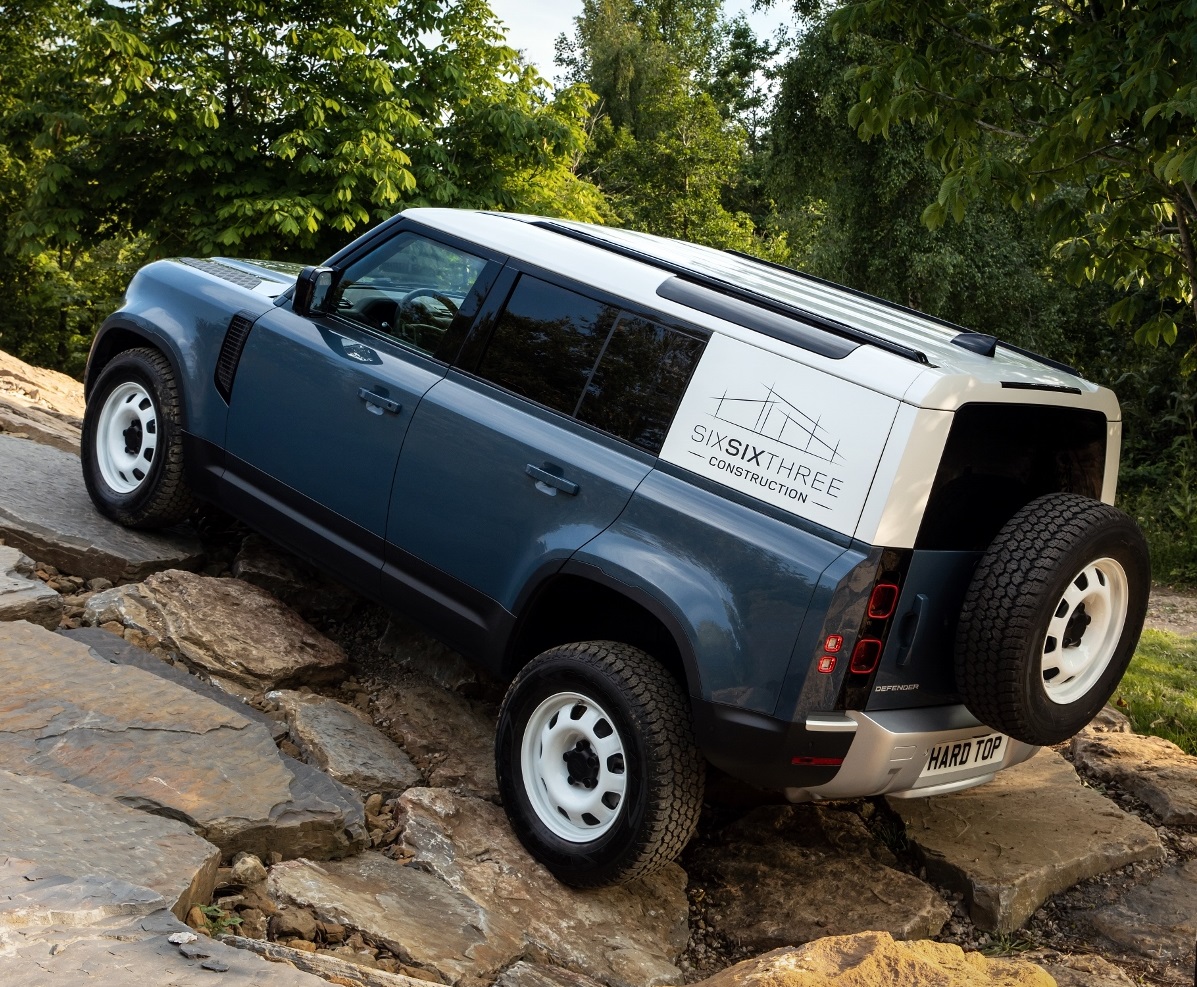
955,492,1149,746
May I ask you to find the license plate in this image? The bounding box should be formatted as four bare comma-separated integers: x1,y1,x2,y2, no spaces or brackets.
921,732,1006,777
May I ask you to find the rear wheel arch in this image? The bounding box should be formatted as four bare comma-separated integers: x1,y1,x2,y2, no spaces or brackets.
505,566,701,701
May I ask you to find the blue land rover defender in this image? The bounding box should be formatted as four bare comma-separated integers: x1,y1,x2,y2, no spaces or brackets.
81,210,1150,886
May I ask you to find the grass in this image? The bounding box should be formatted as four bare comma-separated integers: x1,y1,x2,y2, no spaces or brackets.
1112,629,1197,753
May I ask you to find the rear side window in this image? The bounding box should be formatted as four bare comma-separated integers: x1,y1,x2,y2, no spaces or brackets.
475,273,708,454
576,315,706,453
477,275,618,415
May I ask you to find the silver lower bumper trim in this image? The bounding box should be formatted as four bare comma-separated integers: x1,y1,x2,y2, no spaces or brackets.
784,705,1037,803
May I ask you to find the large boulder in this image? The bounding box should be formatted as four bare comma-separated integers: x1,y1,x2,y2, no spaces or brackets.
0,348,85,418
269,787,689,987
0,621,366,861
689,805,950,950
370,672,498,800
0,433,202,582
0,768,219,924
0,545,61,629
0,395,81,453
270,690,421,796
1072,730,1197,825
83,569,347,694
890,749,1164,932
689,933,1054,987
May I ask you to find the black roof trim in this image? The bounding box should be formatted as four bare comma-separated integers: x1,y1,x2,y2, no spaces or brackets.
1000,380,1083,396
656,278,857,360
533,222,931,366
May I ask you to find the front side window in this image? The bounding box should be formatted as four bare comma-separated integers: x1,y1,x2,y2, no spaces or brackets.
330,233,488,355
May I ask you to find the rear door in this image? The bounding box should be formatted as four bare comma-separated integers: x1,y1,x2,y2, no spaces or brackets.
222,229,496,589
382,271,708,661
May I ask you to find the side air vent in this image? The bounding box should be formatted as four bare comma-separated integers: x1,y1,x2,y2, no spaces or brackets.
214,311,258,402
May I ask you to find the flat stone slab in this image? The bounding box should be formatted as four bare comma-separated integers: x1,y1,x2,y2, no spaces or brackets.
0,348,85,418
0,397,80,454
0,621,366,862
0,768,218,923
372,673,497,799
0,434,202,582
690,805,950,949
84,569,347,694
690,933,1054,987
1089,860,1197,971
271,788,688,987
270,690,421,795
1072,730,1197,825
1,909,330,986
0,546,60,629
890,749,1164,932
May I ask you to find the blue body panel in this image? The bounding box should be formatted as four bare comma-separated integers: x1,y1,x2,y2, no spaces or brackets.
573,467,849,713
90,259,281,446
387,371,655,611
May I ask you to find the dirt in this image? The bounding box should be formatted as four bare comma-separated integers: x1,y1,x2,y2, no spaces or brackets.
1146,585,1197,638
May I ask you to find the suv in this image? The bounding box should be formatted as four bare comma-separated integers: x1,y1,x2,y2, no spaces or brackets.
81,209,1150,886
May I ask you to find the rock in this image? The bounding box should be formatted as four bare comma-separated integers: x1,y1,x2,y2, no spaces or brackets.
232,534,359,618
270,788,689,987
1089,859,1197,970
1022,950,1136,987
0,620,367,861
270,906,320,942
82,569,347,693
223,934,436,987
378,615,482,693
497,962,608,987
690,933,1053,987
0,546,62,629
1083,705,1133,734
231,853,269,886
0,434,203,583
690,805,950,950
0,394,81,453
890,749,1164,932
0,768,218,923
371,673,497,799
270,690,421,795
0,349,85,417
2,909,330,985
1072,730,1197,824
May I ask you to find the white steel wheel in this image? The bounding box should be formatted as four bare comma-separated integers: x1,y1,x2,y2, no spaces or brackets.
94,381,158,494
1041,557,1129,706
520,690,628,842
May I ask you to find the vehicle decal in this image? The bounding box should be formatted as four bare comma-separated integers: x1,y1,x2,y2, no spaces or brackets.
660,333,899,534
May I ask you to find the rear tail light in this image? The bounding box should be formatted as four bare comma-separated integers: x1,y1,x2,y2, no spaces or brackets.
849,638,882,674
867,583,899,619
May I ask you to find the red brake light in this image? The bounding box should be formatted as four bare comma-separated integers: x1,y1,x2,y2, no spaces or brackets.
867,583,899,619
850,638,882,674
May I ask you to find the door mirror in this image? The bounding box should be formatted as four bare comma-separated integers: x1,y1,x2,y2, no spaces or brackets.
294,265,338,316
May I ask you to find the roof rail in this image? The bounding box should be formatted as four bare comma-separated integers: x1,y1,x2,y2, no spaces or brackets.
532,221,930,366
723,248,1079,376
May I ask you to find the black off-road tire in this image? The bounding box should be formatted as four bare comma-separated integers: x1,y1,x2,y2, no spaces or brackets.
495,641,705,887
81,347,197,528
955,493,1150,746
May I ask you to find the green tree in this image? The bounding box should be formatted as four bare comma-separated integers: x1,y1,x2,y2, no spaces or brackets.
831,0,1197,366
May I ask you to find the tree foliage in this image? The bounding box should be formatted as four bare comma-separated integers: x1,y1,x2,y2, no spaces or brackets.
831,0,1197,366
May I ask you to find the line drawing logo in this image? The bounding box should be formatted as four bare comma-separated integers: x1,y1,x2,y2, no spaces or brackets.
709,384,844,465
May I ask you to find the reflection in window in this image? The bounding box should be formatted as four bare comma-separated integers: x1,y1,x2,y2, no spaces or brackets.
578,316,706,453
477,276,618,415
332,233,487,354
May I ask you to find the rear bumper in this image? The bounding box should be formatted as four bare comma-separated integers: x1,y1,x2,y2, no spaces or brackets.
783,705,1038,803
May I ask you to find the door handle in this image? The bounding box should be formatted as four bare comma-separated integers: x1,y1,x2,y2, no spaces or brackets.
358,388,402,415
525,463,580,497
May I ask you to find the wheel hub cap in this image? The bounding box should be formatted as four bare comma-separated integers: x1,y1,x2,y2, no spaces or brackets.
94,381,158,494
519,691,628,842
1041,558,1129,705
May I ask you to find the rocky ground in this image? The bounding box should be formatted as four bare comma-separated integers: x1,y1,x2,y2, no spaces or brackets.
1,348,1196,986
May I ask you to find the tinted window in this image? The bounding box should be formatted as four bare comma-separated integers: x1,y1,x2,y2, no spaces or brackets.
330,233,488,355
577,315,706,453
477,275,618,414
